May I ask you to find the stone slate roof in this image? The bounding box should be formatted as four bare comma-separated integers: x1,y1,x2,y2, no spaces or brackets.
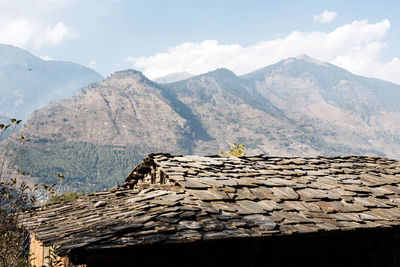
22,153,400,256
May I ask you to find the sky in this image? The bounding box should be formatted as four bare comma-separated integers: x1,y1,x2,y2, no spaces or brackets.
1,0,400,84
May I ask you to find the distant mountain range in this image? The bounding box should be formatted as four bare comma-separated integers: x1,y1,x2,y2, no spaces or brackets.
0,44,103,119
15,54,400,190
21,54,400,157
154,71,194,83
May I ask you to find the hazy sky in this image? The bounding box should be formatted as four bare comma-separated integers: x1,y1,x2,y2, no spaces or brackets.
1,0,400,84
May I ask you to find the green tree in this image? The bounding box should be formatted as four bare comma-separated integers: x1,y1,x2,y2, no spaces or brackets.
0,119,82,267
0,119,33,267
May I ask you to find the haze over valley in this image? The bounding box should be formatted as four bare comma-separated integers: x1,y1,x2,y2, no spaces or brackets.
0,44,103,119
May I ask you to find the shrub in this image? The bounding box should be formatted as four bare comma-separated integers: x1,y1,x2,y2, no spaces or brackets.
0,119,33,267
219,143,245,157
46,191,83,204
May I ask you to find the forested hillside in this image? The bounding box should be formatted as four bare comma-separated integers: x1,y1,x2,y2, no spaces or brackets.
15,142,142,191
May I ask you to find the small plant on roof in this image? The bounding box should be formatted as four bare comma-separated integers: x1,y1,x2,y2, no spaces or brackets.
219,143,245,157
46,191,83,204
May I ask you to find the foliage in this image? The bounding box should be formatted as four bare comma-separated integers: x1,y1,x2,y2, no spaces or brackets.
219,143,245,157
0,179,33,267
0,119,72,267
0,119,33,267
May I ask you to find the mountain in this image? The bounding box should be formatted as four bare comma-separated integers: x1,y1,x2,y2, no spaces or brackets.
0,44,103,119
240,54,400,158
164,68,329,156
22,69,210,153
21,67,337,157
16,69,213,190
153,71,194,83
17,55,400,190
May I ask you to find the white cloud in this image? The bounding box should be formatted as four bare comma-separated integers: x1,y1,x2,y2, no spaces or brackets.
125,40,242,78
0,0,77,48
313,10,338,23
126,19,400,85
89,60,98,69
0,20,78,48
0,20,34,47
34,22,78,47
40,55,54,61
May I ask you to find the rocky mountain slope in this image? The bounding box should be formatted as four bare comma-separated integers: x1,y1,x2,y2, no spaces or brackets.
0,44,103,119
164,68,328,156
240,54,400,158
22,70,211,154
